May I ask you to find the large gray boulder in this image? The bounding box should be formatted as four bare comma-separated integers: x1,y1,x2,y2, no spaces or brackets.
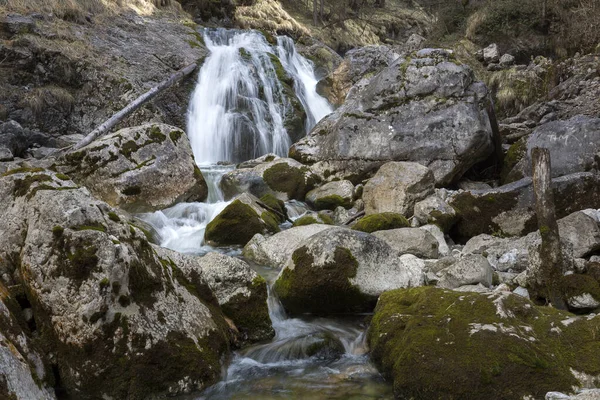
0,167,230,399
372,227,440,259
59,123,207,212
273,228,425,315
436,254,494,289
291,49,495,186
243,224,334,269
305,180,355,210
363,162,435,217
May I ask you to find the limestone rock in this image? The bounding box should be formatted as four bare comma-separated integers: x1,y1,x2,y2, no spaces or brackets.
483,43,500,63
499,53,515,66
363,162,435,216
372,227,439,259
352,212,410,233
413,189,458,232
292,49,495,186
437,254,494,289
369,287,600,400
205,193,281,246
305,180,354,210
59,123,207,212
273,228,424,315
243,224,334,269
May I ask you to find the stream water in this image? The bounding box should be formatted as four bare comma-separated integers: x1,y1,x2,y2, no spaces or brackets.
140,28,392,399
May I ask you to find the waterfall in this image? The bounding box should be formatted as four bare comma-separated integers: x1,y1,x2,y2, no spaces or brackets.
187,28,332,165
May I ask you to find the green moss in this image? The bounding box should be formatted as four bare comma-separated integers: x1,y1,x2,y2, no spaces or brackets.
169,130,184,144
561,274,600,308
147,125,166,143
118,295,131,307
52,225,64,238
368,287,600,400
74,223,106,233
128,260,163,308
121,186,141,196
313,194,352,210
259,193,287,222
239,47,252,60
428,209,458,233
274,246,373,315
352,213,409,233
13,174,53,197
292,215,319,227
262,162,316,200
1,167,45,176
261,211,281,233
120,140,140,159
317,212,334,225
205,200,271,246
99,278,110,290
67,244,99,283
108,212,121,222
55,173,70,181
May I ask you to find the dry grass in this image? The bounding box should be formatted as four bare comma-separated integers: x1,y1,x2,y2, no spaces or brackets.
235,0,310,37
0,0,183,21
21,85,75,116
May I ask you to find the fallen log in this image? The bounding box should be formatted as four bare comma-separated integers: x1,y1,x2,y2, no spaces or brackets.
70,62,199,152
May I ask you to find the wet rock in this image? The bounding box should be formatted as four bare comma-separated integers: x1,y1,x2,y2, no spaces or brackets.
413,189,458,232
305,332,345,360
352,212,409,233
243,224,334,269
0,168,230,399
220,157,319,201
305,180,354,210
363,162,435,217
436,254,494,289
291,49,495,186
369,287,600,400
273,228,424,315
59,123,207,212
205,193,281,246
372,227,439,259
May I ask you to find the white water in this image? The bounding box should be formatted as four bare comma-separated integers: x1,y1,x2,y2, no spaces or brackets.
187,29,332,165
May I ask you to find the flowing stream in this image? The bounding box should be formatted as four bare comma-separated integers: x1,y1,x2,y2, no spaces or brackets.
140,29,390,399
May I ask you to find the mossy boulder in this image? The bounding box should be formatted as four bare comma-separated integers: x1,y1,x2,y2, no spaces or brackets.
58,123,207,212
305,331,345,360
259,193,287,223
292,211,334,227
352,213,409,233
305,180,354,210
413,191,458,233
273,228,424,315
205,193,281,246
561,274,600,312
369,287,600,400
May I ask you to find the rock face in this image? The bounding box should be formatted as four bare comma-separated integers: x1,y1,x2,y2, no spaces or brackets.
449,173,600,239
305,180,354,210
243,224,334,269
291,49,495,186
369,287,600,400
155,248,273,345
220,157,319,201
436,254,494,289
372,228,440,259
205,193,281,246
59,123,207,212
0,167,230,399
363,162,435,216
273,228,424,315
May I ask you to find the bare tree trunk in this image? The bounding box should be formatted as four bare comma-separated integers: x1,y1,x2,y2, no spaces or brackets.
532,147,567,310
313,0,318,25
319,0,324,22
70,62,198,152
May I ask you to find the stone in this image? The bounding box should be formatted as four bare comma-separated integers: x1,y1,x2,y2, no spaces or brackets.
0,120,55,158
561,274,600,311
0,168,230,399
0,146,13,162
483,43,500,63
403,33,427,52
205,193,281,246
372,227,439,259
557,211,600,258
59,123,207,212
273,228,425,315
305,180,354,210
546,390,600,400
352,212,409,233
463,234,533,273
291,211,335,227
449,172,600,240
220,157,319,201
499,53,515,66
437,254,494,289
363,162,435,217
243,224,334,269
513,286,530,298
413,190,457,232
420,224,450,256
291,50,495,186
369,287,600,400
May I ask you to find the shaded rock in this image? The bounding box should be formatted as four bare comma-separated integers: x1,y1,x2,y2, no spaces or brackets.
558,211,600,258
0,120,55,158
413,189,457,232
421,224,450,257
220,157,319,201
205,193,281,246
0,146,13,162
352,212,409,233
0,168,230,399
437,254,494,289
483,43,500,64
363,162,435,217
273,228,424,315
373,227,439,259
369,287,600,400
59,123,207,212
561,274,600,312
499,53,515,66
243,224,334,269
305,180,354,210
291,50,495,186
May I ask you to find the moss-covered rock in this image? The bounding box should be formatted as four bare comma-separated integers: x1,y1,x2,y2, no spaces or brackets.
561,274,600,312
273,228,424,315
205,193,280,246
305,180,354,211
259,193,287,223
291,211,334,227
262,161,319,201
352,212,409,233
369,287,600,400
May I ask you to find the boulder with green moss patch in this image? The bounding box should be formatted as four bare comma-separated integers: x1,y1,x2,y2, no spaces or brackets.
205,193,281,246
561,274,600,312
0,171,230,399
369,287,600,400
352,213,409,233
58,123,207,212
413,190,458,232
273,228,424,315
305,180,354,210
292,211,334,227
